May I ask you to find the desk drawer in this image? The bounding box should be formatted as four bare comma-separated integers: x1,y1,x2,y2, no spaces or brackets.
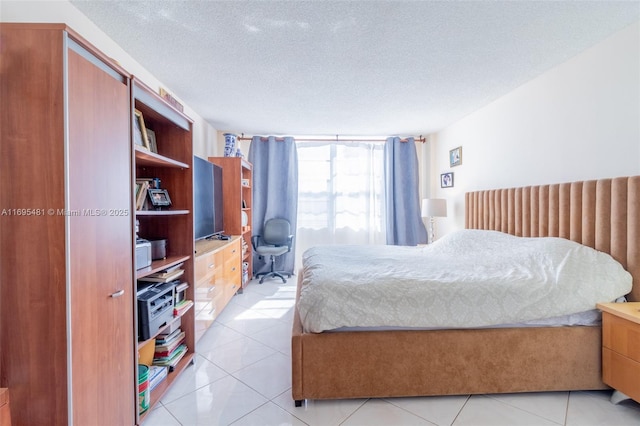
195,251,223,283
223,239,241,260
602,312,640,362
603,348,640,402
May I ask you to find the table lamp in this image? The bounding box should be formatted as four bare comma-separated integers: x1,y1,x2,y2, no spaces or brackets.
421,198,447,244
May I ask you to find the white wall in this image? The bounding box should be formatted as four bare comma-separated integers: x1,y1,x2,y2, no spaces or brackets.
1,0,220,158
431,20,640,238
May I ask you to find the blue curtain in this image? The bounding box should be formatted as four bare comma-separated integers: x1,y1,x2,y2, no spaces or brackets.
248,136,299,275
384,136,427,245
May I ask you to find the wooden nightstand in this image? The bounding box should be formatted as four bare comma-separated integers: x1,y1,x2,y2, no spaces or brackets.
597,302,640,404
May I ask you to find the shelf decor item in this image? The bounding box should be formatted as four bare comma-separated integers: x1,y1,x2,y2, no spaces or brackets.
158,87,184,112
148,188,172,208
146,128,158,153
224,133,237,157
134,109,150,150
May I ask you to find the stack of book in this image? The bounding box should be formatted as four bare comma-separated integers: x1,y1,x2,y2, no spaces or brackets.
174,282,189,305
173,283,193,317
148,365,168,392
138,263,184,283
153,328,187,371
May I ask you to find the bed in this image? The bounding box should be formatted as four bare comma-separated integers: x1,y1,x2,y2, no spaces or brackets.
291,175,640,406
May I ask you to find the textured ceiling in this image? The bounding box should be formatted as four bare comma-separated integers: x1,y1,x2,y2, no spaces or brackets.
70,1,639,136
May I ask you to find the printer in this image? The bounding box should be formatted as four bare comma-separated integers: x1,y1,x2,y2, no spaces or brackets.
136,238,152,270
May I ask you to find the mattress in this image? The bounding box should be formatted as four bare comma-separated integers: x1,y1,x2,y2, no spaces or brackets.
298,230,632,333
330,309,604,332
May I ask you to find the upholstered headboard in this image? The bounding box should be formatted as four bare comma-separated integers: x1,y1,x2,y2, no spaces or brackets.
465,176,640,302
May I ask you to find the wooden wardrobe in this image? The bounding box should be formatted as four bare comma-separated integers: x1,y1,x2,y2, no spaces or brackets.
0,24,135,425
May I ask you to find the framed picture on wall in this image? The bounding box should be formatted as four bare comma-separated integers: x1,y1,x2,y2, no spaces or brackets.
441,172,454,188
449,146,462,167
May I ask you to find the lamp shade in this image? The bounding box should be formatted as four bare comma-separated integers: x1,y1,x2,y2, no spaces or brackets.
421,198,447,218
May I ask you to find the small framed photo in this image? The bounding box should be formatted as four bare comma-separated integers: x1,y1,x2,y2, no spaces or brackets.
146,128,158,153
449,146,462,167
134,109,150,150
148,188,172,207
441,172,454,188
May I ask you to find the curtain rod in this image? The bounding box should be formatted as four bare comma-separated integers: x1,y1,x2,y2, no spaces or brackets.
237,134,426,143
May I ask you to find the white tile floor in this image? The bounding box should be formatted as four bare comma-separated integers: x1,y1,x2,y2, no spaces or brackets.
144,279,640,426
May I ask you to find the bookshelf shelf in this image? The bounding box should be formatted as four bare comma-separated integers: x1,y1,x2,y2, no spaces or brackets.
135,146,189,169
138,352,195,423
136,255,190,280
209,157,253,289
136,302,194,350
136,209,190,216
132,77,195,423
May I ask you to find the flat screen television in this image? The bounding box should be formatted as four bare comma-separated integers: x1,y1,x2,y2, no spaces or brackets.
193,156,224,240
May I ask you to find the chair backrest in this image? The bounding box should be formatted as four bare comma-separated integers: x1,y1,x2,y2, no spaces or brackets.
263,218,291,246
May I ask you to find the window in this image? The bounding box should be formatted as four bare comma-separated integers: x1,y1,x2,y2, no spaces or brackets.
296,141,386,265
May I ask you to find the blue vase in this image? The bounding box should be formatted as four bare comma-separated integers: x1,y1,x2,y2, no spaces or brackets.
224,133,236,157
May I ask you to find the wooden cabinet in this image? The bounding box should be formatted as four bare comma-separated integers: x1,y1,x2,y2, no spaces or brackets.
0,389,11,426
597,302,640,403
132,78,196,422
209,157,253,288
194,237,242,341
0,24,135,425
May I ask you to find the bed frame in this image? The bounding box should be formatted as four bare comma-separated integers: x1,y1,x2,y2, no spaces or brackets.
292,175,639,405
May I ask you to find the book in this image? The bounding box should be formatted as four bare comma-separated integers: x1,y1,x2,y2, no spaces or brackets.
173,300,193,317
156,324,182,343
144,268,184,280
154,341,185,359
148,365,167,381
153,346,183,362
148,365,168,391
153,344,188,369
138,269,184,283
163,263,183,273
155,327,182,345
175,282,189,293
154,331,185,353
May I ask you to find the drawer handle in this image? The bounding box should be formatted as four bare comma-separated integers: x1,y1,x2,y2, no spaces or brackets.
208,263,214,269
208,286,216,293
231,267,236,272
110,289,125,298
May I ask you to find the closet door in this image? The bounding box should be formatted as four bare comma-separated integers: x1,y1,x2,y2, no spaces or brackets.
67,39,135,424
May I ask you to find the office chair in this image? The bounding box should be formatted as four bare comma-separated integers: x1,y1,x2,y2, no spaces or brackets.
251,218,294,284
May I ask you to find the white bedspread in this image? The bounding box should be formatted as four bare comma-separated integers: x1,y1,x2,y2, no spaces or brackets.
298,230,632,333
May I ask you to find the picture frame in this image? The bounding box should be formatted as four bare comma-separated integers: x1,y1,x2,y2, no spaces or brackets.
134,109,150,150
147,188,172,208
441,172,454,188
146,128,158,153
449,146,462,167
